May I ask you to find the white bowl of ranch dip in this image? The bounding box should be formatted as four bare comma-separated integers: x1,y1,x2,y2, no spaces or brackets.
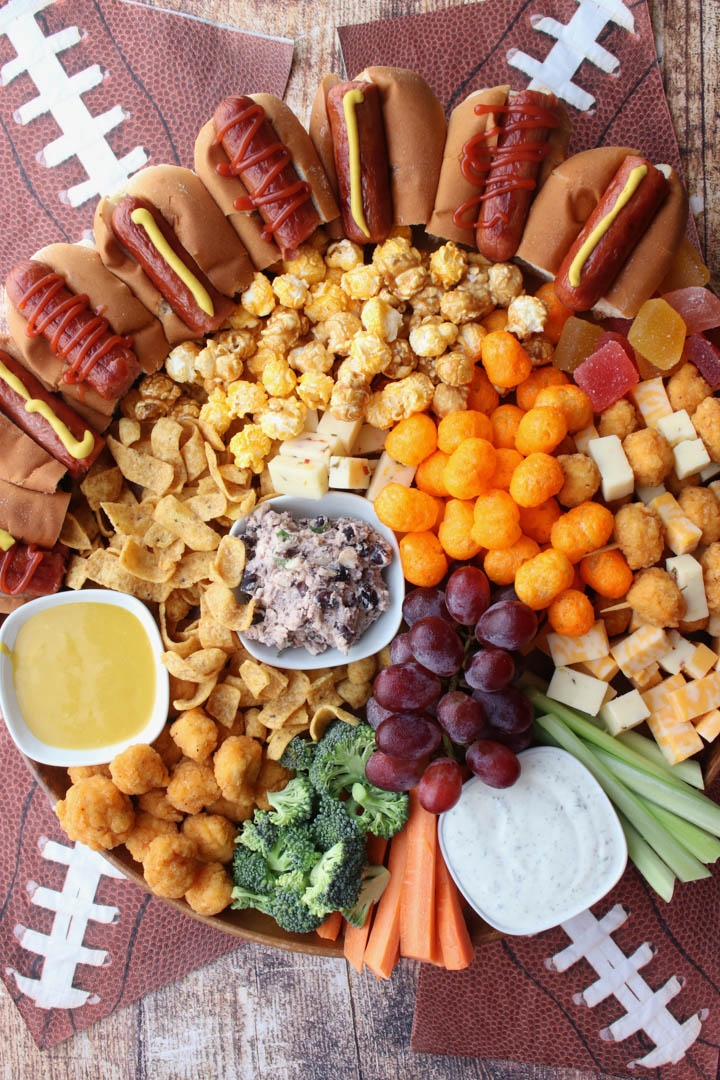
438,746,627,936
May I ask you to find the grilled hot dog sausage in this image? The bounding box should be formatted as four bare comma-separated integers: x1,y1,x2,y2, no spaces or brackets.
0,540,66,598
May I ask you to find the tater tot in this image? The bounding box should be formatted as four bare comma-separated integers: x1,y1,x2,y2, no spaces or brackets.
613,502,665,570
170,708,219,763
556,453,601,508
185,862,234,916
182,813,236,863
213,736,263,803
509,453,564,508
144,834,199,899
514,548,575,610
109,745,168,796
627,568,686,628
623,428,674,487
550,502,614,564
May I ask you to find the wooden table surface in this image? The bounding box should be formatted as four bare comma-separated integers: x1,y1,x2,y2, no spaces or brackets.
1,1,718,1077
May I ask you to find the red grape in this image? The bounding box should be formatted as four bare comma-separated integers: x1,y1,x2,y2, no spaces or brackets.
376,714,442,760
419,758,464,813
465,648,515,692
365,751,427,792
471,687,533,734
476,600,538,650
493,585,519,605
466,740,520,787
409,616,464,676
373,662,442,712
366,696,395,730
493,726,534,753
437,691,490,744
390,632,413,664
445,566,491,625
403,587,454,626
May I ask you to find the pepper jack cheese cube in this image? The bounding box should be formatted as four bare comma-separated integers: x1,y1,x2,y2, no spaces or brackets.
587,436,634,501
647,705,704,765
665,554,709,622
316,412,363,455
656,410,697,448
328,456,372,490
695,709,720,742
546,666,611,716
673,438,711,480
630,377,673,427
366,451,416,502
548,621,609,667
574,424,599,454
354,424,387,456
650,492,702,555
599,690,650,736
610,626,670,677
576,655,620,681
669,670,720,722
280,433,337,462
641,672,686,714
267,454,329,499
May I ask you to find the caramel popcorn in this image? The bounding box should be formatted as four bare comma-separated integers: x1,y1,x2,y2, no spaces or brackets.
429,241,467,289
199,388,232,435
436,350,475,387
228,425,272,473
488,262,524,307
287,340,334,374
456,321,487,358
432,383,470,418
297,372,334,410
256,397,306,440
440,284,493,324
365,372,434,429
383,339,417,380
361,297,403,341
329,379,370,422
272,273,309,309
260,307,308,350
506,295,548,339
304,281,348,322
241,272,275,317
281,244,326,285
347,331,392,380
325,238,364,271
166,341,203,384
322,310,363,355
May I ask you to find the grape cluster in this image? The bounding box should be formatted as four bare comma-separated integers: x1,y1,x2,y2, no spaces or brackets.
365,567,537,814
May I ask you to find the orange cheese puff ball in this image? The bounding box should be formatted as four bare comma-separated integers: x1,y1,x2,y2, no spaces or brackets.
482,309,509,333
515,406,568,456
375,483,438,532
492,448,524,491
535,385,593,433
472,490,522,550
399,531,448,587
386,413,438,467
415,450,450,497
515,548,575,610
534,282,572,344
481,331,533,388
430,496,446,533
439,499,483,560
509,453,564,508
442,437,496,499
467,366,500,414
516,365,569,412
484,534,540,585
580,549,634,599
550,502,614,563
518,497,562,543
547,589,595,636
491,404,525,449
437,409,494,454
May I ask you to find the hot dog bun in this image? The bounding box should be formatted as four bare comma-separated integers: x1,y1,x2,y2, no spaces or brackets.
0,477,69,549
195,94,340,270
309,75,344,240
94,165,253,343
0,410,66,493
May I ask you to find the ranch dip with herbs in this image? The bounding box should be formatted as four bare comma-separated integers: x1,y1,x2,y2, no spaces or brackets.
439,746,627,935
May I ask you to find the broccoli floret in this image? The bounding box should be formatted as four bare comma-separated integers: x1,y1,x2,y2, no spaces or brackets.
342,864,391,928
265,823,322,875
232,845,276,894
230,884,273,917
267,776,315,826
238,811,278,856
345,782,409,840
270,886,324,934
302,839,365,918
280,735,317,773
312,793,366,854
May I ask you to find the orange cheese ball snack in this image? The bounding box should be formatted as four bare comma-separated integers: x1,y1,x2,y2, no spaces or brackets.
375,483,438,532
491,404,525,449
580,549,634,599
509,453,564,508
515,548,575,610
481,331,532,388
534,385,593,433
484,534,540,585
515,406,568,456
399,531,448,587
471,490,522,549
516,365,568,412
466,367,500,414
547,589,595,636
415,450,450,497
518,497,562,543
385,413,437,467
550,502,614,564
430,496,446,533
482,309,509,333
534,282,572,344
442,437,496,499
439,499,483,560
492,448,524,491
437,410,494,454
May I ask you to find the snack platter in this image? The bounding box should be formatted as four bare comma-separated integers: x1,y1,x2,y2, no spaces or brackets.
2,68,720,974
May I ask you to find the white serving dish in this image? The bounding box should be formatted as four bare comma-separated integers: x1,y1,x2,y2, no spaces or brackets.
438,746,628,936
0,589,169,767
230,491,404,670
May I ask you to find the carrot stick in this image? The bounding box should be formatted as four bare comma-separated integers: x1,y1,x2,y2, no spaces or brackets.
366,834,388,865
343,835,389,973
435,851,475,970
316,911,342,940
363,827,409,980
399,789,437,963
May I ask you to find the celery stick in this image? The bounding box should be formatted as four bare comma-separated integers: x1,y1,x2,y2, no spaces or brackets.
534,714,710,882
617,731,705,789
641,800,720,864
593,748,720,837
617,812,675,902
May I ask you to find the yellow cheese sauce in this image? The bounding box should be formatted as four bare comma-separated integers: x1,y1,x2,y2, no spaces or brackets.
11,603,156,751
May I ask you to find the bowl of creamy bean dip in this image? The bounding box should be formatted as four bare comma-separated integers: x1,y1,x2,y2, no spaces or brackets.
230,492,404,670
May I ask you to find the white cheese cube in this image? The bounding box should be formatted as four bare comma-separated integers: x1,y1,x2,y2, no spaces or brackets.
316,412,363,455
656,410,697,448
548,621,609,667
574,424,599,454
673,438,711,480
366,451,416,502
666,554,709,623
699,462,720,482
599,690,650,736
658,630,697,675
304,409,319,433
651,492,702,555
279,433,336,462
587,435,634,501
329,456,372,490
354,424,387,456
630,378,673,427
546,666,611,716
267,455,329,500
636,484,667,504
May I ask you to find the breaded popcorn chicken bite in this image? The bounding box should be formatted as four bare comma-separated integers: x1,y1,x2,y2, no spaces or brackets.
613,502,665,570
692,397,720,462
627,568,686,628
667,362,712,415
182,813,236,863
214,735,263,803
110,745,168,795
144,834,199,899
678,487,720,545
623,428,674,487
170,708,219,763
68,764,111,784
56,776,134,851
185,862,234,916
598,398,639,440
138,788,184,823
166,760,221,815
700,543,720,614
556,453,601,508
125,811,177,863
254,756,293,812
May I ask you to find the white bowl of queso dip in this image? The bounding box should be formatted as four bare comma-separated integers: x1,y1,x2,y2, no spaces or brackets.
0,590,168,767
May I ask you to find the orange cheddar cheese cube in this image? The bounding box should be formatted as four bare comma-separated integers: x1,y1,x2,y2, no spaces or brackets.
547,621,609,667
647,705,704,764
651,493,702,555
669,670,720,723
611,626,670,677
695,709,720,742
